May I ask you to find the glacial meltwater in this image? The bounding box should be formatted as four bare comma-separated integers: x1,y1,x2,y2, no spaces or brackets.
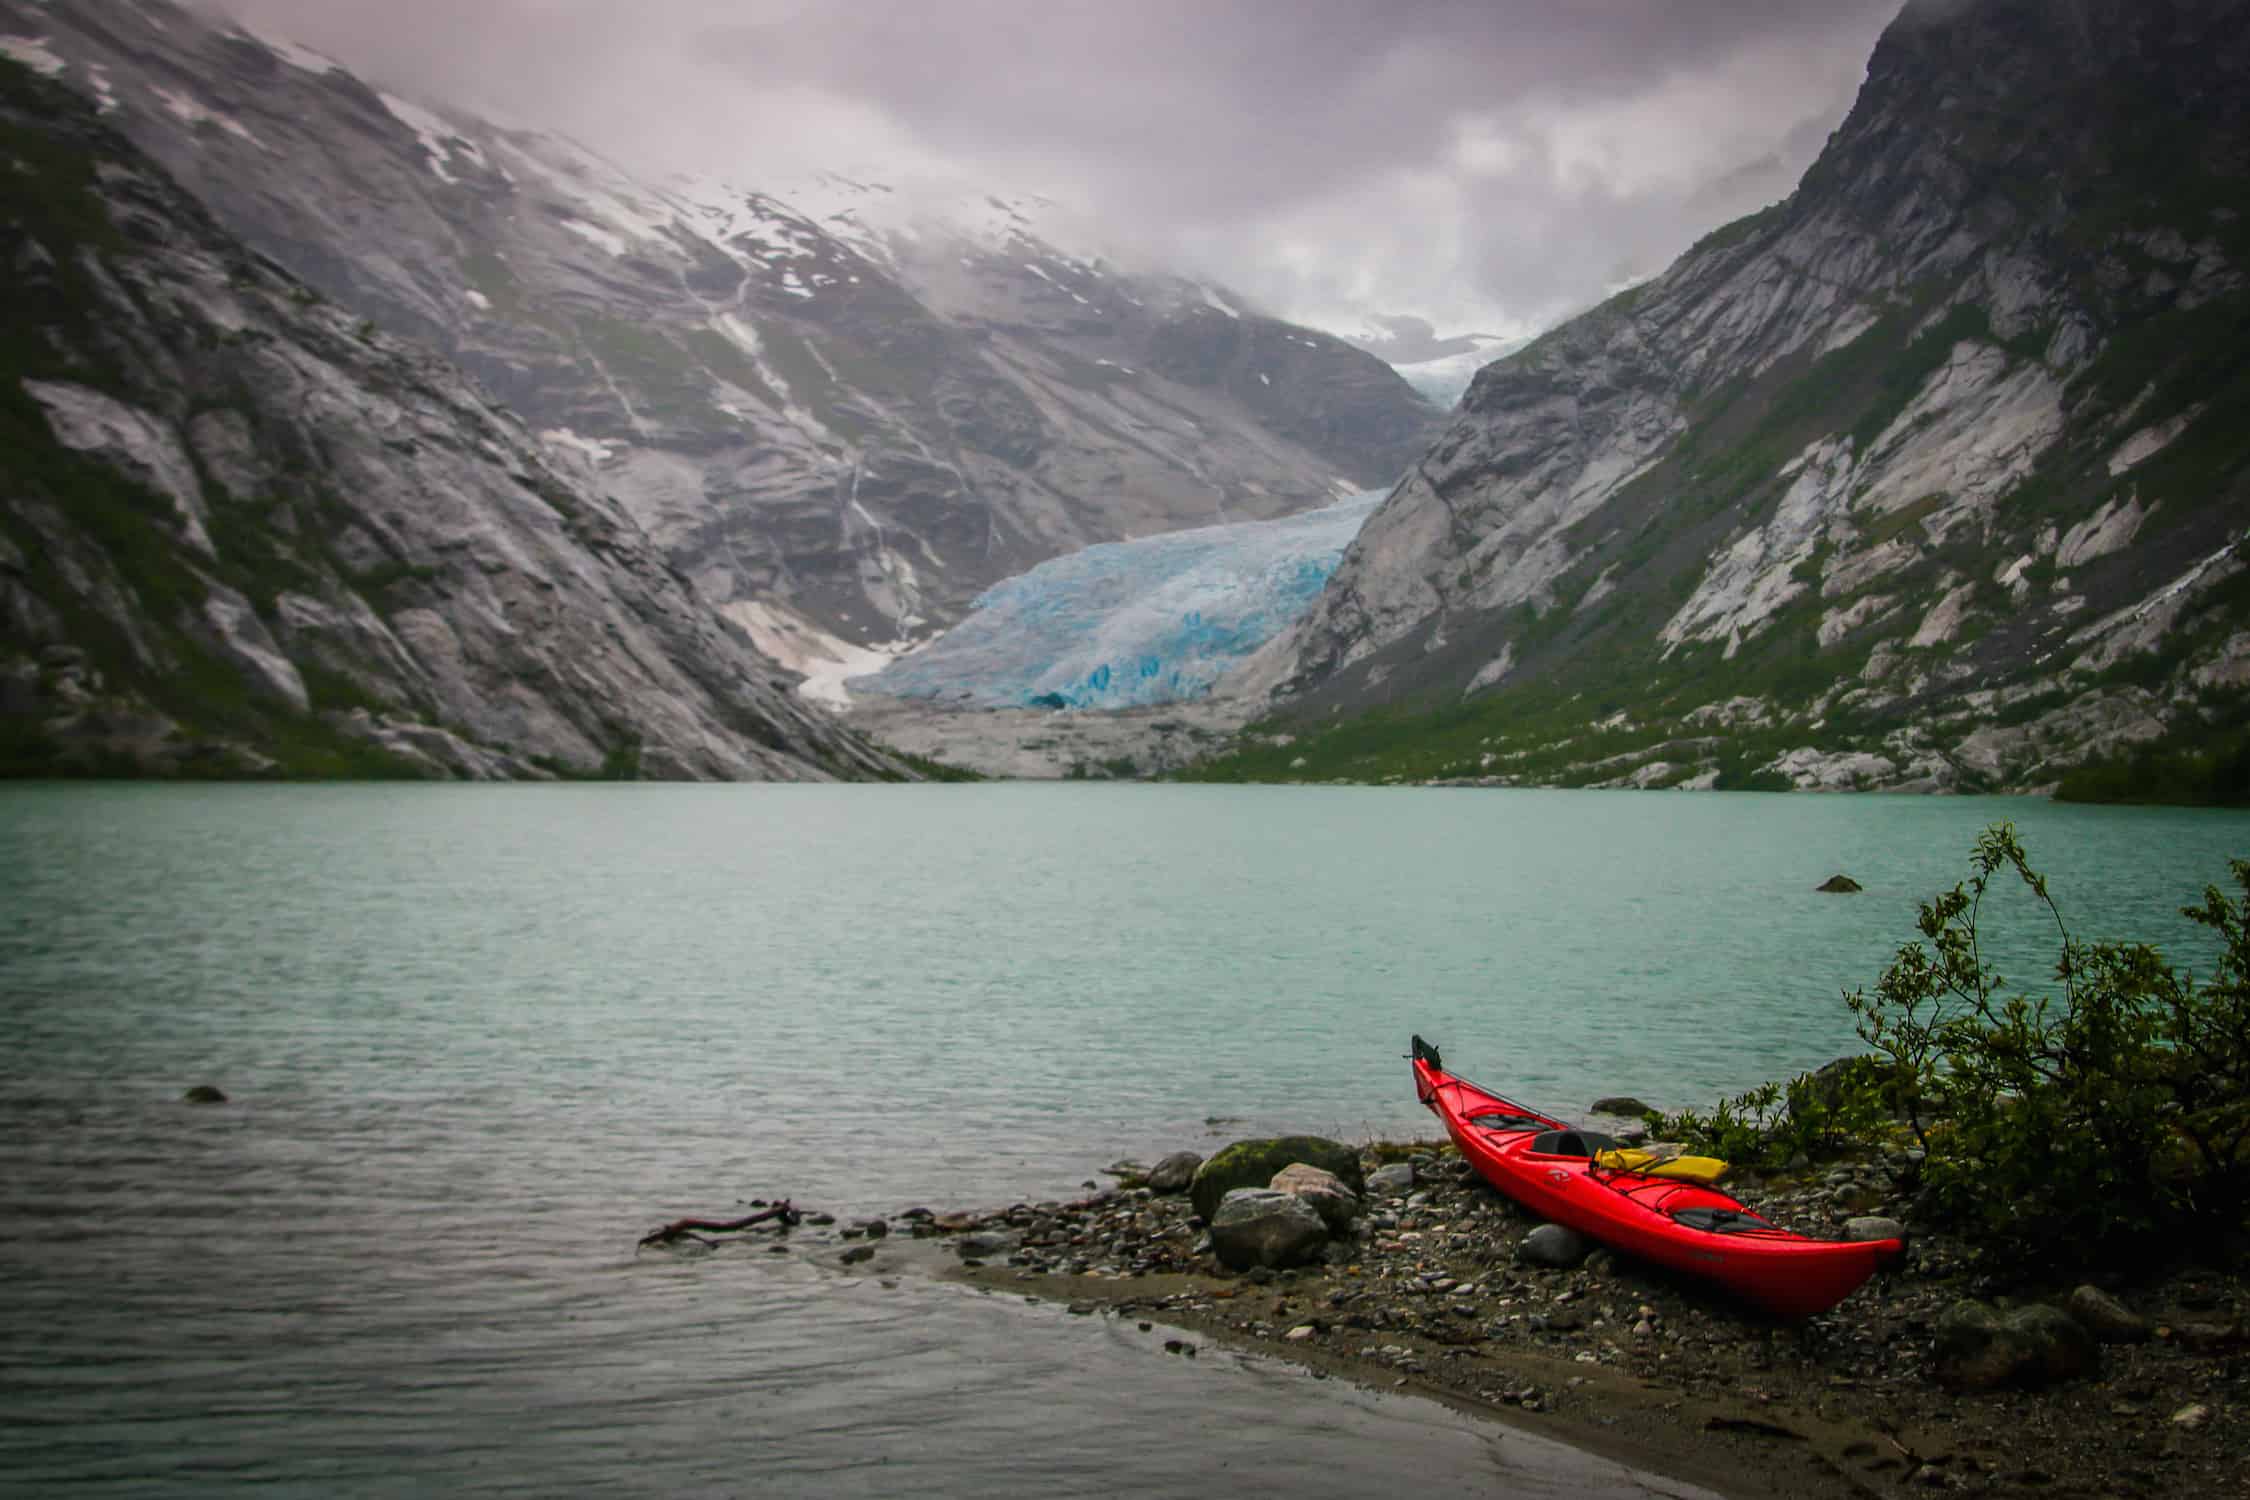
3,784,2243,1495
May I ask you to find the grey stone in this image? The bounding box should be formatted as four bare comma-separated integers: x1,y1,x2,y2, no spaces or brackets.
1269,1163,1362,1230
1817,875,1864,894
1932,1300,2100,1391
1209,1189,1330,1271
2064,1284,2149,1344
1589,1096,1652,1117
1842,1216,1907,1244
1366,1163,1416,1197
954,1230,1019,1259
1145,1151,1203,1194
182,1084,228,1104
1515,1223,1594,1269
1189,1137,1364,1222
839,1245,874,1265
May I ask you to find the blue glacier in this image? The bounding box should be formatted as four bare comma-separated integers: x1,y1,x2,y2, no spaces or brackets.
853,489,1385,709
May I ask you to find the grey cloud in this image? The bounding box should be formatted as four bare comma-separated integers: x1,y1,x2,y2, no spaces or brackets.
209,0,1904,336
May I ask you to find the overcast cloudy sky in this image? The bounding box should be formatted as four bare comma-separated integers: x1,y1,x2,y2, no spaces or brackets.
211,0,1902,351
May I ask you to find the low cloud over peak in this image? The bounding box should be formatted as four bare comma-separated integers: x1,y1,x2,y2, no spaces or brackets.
210,0,1901,342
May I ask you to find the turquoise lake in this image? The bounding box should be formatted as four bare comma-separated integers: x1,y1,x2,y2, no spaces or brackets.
2,784,2242,1494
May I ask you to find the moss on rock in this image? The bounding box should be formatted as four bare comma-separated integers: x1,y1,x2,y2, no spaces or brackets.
1189,1135,1363,1222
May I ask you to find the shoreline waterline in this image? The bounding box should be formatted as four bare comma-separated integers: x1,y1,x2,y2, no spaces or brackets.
5,783,2243,1492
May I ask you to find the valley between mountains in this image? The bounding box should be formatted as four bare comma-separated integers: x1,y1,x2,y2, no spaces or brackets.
2,0,2248,794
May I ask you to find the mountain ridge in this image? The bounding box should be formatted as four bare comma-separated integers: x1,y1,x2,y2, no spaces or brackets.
1212,0,2250,795
0,55,904,780
2,0,1438,687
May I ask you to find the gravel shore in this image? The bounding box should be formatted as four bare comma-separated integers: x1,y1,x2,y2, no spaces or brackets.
823,1139,2249,1500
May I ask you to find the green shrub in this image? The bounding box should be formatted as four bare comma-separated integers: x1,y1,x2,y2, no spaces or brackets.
1647,1057,1896,1169
1845,823,2250,1259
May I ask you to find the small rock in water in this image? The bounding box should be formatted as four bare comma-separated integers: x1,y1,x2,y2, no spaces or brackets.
955,1230,1019,1259
1816,874,1864,893
1589,1096,1651,1117
839,1245,875,1265
182,1085,227,1104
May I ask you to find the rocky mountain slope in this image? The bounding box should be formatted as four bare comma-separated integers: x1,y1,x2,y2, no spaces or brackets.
1227,0,2250,794
0,57,904,780
2,0,1437,691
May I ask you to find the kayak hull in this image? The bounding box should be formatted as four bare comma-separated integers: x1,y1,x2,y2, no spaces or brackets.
1412,1041,1901,1319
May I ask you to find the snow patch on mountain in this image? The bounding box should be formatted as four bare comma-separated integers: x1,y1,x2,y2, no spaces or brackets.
855,490,1385,710
152,83,264,148
726,600,920,710
0,31,63,75
229,20,338,75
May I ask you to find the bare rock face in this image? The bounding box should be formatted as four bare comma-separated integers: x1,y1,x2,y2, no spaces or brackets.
6,0,1437,675
0,63,901,781
1252,0,2250,794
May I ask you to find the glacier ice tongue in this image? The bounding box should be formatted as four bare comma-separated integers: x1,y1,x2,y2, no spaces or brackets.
855,491,1386,710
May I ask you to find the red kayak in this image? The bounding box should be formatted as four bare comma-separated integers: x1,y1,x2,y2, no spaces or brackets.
1411,1036,1902,1319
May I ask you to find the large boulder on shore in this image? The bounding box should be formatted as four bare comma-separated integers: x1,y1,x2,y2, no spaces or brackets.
1145,1151,1203,1193
1190,1137,1364,1222
1209,1189,1329,1270
1933,1300,2100,1390
1269,1163,1361,1230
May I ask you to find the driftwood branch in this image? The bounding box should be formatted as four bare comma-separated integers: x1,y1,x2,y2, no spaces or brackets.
639,1199,800,1248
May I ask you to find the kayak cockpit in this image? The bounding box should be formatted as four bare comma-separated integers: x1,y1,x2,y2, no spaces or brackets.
1525,1128,1622,1157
